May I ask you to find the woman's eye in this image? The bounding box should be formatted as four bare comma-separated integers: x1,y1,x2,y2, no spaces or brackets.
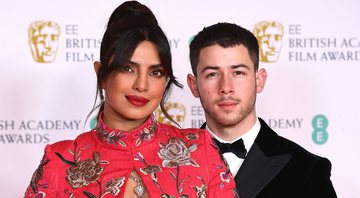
151,70,164,77
122,65,134,72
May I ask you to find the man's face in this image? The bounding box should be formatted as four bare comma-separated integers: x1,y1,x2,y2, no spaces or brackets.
187,44,266,129
258,26,283,62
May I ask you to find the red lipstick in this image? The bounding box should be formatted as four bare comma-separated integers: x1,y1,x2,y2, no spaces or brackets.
126,95,149,107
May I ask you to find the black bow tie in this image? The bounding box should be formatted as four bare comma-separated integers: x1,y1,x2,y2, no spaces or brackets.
213,138,247,159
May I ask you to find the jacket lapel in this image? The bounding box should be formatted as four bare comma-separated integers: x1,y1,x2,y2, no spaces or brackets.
235,118,291,198
200,122,206,129
201,120,291,198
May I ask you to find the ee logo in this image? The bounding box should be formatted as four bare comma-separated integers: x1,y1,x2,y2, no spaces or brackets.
312,114,329,145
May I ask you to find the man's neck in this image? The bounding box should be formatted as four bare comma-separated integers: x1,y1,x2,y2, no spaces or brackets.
206,116,257,141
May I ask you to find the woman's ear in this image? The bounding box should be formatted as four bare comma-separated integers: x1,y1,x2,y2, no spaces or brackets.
94,61,101,74
94,61,106,89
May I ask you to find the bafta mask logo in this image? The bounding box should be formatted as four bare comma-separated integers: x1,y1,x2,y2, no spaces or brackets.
28,21,60,63
155,102,186,127
253,21,284,63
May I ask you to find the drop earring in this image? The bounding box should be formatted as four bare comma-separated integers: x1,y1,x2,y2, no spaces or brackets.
100,89,105,101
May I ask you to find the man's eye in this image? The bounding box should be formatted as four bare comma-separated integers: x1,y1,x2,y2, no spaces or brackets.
234,71,245,76
206,73,218,78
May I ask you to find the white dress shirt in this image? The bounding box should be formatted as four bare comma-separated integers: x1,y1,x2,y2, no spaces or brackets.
206,118,261,176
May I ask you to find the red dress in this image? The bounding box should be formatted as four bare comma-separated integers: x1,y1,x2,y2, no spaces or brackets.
24,114,237,198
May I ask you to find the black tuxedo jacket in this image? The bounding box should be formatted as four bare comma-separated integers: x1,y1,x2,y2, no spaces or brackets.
201,118,337,198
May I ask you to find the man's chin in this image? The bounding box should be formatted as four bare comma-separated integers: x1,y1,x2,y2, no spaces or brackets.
214,115,240,127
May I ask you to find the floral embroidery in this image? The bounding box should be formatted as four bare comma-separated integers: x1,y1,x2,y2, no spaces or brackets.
28,154,49,197
233,189,240,198
133,133,202,197
95,114,157,147
135,152,188,197
140,164,162,175
55,143,121,198
62,177,125,198
134,153,162,182
65,152,105,188
212,140,234,189
220,171,231,183
133,116,157,146
34,191,46,198
25,116,237,197
192,176,207,198
64,189,75,198
103,177,126,196
96,126,127,147
158,137,199,168
170,169,189,196
186,133,199,140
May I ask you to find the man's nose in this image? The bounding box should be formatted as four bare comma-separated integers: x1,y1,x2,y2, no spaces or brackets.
219,74,234,95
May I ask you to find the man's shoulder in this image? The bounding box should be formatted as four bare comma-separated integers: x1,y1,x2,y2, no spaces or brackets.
257,117,325,161
277,134,322,160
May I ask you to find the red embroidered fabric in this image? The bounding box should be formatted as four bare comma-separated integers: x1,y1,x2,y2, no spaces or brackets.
24,114,237,197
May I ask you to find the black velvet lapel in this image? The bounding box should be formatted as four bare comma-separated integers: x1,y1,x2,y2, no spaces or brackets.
235,118,291,198
200,122,206,129
235,143,291,198
201,120,291,198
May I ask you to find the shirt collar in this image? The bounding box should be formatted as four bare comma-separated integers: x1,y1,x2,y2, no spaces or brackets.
206,118,260,152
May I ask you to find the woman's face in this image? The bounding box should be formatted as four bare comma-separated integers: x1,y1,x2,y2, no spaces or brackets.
103,40,167,130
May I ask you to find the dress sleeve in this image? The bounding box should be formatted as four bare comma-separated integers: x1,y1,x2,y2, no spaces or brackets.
24,144,57,198
203,130,238,198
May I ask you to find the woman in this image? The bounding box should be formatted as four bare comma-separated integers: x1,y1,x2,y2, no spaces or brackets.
24,1,237,197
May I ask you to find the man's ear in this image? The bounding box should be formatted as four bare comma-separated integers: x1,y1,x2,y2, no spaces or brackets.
94,61,101,75
187,74,200,98
256,68,268,93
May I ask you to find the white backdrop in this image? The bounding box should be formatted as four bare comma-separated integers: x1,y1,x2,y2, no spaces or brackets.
1,0,359,197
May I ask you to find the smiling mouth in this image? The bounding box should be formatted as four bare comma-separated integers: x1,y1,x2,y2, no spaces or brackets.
126,95,149,107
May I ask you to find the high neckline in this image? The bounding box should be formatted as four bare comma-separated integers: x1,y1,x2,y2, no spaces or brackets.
95,112,158,148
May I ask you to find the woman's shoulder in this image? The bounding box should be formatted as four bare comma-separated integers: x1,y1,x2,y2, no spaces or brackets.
157,123,213,145
158,123,208,136
47,130,94,152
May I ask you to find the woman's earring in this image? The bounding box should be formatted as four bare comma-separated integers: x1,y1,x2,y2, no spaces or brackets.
100,89,105,101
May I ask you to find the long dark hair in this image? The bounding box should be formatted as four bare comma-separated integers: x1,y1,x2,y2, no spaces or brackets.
87,1,183,126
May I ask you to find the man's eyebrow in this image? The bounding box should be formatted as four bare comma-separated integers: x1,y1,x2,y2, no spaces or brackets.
231,64,250,70
200,66,220,73
200,64,250,73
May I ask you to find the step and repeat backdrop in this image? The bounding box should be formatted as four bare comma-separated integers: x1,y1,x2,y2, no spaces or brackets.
1,0,359,197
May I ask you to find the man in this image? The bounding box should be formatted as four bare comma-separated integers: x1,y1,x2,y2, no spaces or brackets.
187,22,336,198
